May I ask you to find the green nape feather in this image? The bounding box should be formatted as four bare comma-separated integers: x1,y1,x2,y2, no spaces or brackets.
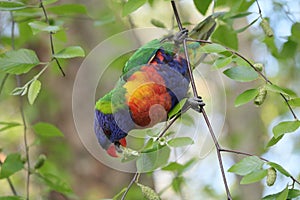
95,79,127,114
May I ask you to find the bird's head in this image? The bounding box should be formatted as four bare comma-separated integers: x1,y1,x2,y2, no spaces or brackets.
94,110,127,157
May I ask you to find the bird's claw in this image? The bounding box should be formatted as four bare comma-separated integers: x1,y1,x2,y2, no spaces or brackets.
174,28,188,44
188,96,205,112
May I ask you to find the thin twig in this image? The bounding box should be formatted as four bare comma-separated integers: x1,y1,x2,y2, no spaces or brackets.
0,160,18,196
121,172,139,200
186,38,298,120
39,0,65,76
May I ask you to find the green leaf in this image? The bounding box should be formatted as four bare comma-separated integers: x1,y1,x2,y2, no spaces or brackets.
277,186,289,200
0,49,39,74
193,0,212,15
162,162,184,171
47,4,87,15
0,121,21,132
150,19,166,28
168,98,187,119
38,172,73,195
267,162,291,177
167,137,194,147
213,56,232,69
0,197,26,200
0,153,24,179
43,0,58,5
28,80,41,105
53,46,85,59
240,169,267,184
234,88,259,107
228,156,264,176
33,122,64,138
122,0,147,16
0,1,26,11
272,120,300,138
263,189,300,200
223,66,258,82
112,187,127,200
200,43,227,53
265,84,290,96
137,146,170,172
28,21,61,35
289,98,300,107
212,24,238,50
266,135,284,148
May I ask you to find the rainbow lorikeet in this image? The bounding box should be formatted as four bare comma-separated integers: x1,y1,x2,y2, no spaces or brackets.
94,14,220,157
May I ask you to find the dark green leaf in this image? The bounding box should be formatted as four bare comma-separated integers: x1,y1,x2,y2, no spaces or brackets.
167,137,194,147
0,1,26,11
236,17,259,33
288,189,300,198
234,88,259,107
193,0,212,15
122,0,147,17
212,25,238,50
223,66,258,82
28,80,41,105
213,56,232,69
289,98,300,107
263,189,300,200
272,120,300,138
277,186,289,200
266,135,284,148
240,169,267,184
33,122,64,138
0,49,39,74
267,162,291,177
228,156,264,176
47,4,87,15
137,146,170,172
53,46,85,59
0,122,21,132
150,19,166,28
28,21,61,35
0,153,24,179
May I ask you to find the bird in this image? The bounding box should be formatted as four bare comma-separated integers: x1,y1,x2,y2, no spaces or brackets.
94,13,220,157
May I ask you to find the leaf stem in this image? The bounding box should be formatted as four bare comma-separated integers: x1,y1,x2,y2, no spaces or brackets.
120,172,139,200
39,0,65,76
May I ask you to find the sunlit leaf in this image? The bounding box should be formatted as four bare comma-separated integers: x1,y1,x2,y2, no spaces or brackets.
47,4,87,15
212,24,238,50
33,122,64,138
167,137,194,147
228,156,264,176
266,135,284,148
137,146,170,172
272,120,300,138
38,172,73,195
28,21,61,35
0,122,21,133
240,169,267,184
122,0,147,17
0,49,39,74
28,80,41,105
223,66,258,82
267,162,291,177
234,88,258,107
53,46,85,59
289,98,300,107
200,43,227,53
0,153,24,179
0,1,26,11
213,56,232,69
168,98,187,119
0,196,26,200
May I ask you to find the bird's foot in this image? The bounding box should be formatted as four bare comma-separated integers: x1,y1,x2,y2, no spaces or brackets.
187,96,205,112
174,28,188,44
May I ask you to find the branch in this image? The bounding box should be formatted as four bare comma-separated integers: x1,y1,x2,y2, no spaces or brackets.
39,0,65,76
186,38,298,120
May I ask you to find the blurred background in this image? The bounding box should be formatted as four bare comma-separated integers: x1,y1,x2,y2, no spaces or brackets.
0,0,300,199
